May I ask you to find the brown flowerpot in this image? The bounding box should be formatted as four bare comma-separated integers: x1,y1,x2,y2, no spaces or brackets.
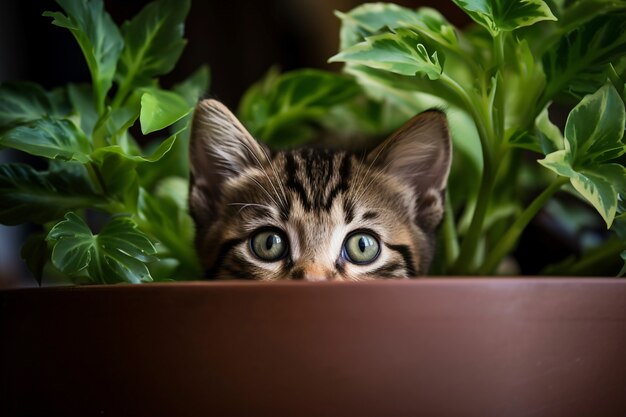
1,279,625,417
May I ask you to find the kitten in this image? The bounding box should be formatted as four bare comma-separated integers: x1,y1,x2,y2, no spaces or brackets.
189,99,451,281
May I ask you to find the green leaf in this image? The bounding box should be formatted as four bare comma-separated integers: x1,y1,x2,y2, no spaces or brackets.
47,212,156,284
330,28,444,79
538,84,626,227
539,151,619,226
139,89,192,134
44,0,123,114
450,0,556,36
238,69,360,145
0,82,66,131
1,118,91,162
137,189,199,278
115,0,190,91
565,84,626,166
542,13,626,103
535,107,564,154
67,84,98,136
0,163,103,225
20,233,49,285
92,129,178,164
337,3,419,49
173,65,211,107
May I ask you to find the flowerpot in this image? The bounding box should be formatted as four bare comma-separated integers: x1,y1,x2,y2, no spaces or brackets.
1,279,625,417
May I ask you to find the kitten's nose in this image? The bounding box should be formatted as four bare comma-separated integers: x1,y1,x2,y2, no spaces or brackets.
293,262,332,281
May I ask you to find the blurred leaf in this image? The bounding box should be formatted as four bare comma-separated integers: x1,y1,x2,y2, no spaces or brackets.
20,233,49,285
1,118,91,162
174,65,211,106
67,83,98,136
137,189,199,278
44,0,123,113
337,3,417,48
0,163,102,225
542,13,626,103
47,212,156,284
450,0,556,36
115,0,190,89
238,69,360,145
154,176,189,211
139,88,192,134
0,82,67,131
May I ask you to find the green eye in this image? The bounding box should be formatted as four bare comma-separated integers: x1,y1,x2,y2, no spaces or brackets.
250,229,288,262
343,232,380,264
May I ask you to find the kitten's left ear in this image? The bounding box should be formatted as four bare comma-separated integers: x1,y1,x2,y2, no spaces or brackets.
367,110,452,231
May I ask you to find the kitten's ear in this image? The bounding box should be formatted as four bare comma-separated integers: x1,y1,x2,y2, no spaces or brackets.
189,99,269,221
367,110,452,231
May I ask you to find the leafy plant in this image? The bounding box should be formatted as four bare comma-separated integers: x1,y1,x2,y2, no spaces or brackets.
2,0,626,283
0,0,208,284
330,0,626,275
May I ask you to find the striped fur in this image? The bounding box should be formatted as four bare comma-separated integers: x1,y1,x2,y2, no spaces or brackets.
189,99,451,281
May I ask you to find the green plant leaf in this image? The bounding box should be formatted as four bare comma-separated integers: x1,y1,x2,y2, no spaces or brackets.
539,84,626,227
44,0,123,114
174,65,211,106
67,84,98,136
137,189,199,278
139,89,192,134
238,69,360,145
336,3,421,50
450,0,556,36
542,13,626,103
47,212,156,284
0,82,67,131
92,129,178,164
0,163,103,225
535,107,563,154
1,118,91,162
20,233,49,285
330,28,444,79
565,84,626,166
115,0,190,91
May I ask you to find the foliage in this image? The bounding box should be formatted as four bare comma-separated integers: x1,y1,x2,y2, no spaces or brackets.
0,0,206,284
1,0,626,283
330,0,626,274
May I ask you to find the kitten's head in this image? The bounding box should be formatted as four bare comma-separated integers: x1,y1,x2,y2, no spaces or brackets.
189,99,451,281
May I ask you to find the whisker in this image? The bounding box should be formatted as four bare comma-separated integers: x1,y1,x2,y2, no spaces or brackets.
239,171,281,209
239,141,288,212
228,202,275,215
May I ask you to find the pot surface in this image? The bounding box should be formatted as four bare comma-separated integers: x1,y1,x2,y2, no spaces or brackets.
1,279,625,417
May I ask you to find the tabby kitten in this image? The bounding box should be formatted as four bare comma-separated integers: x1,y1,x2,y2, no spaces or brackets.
189,99,451,281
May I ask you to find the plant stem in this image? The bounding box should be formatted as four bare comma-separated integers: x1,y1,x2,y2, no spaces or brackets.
451,154,496,274
479,177,568,274
85,161,107,195
440,73,498,275
442,190,459,270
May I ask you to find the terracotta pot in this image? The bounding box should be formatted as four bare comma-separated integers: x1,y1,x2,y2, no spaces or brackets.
1,279,625,416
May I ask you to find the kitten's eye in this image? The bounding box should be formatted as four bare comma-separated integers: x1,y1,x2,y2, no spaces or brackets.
250,229,288,262
343,232,380,264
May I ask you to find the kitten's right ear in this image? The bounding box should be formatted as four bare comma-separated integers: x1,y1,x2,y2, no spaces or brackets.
188,99,269,223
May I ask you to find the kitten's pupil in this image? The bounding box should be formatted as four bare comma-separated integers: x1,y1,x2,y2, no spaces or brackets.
358,237,369,253
266,235,278,250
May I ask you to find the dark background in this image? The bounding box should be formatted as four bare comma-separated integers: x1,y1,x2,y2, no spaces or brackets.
0,0,470,286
